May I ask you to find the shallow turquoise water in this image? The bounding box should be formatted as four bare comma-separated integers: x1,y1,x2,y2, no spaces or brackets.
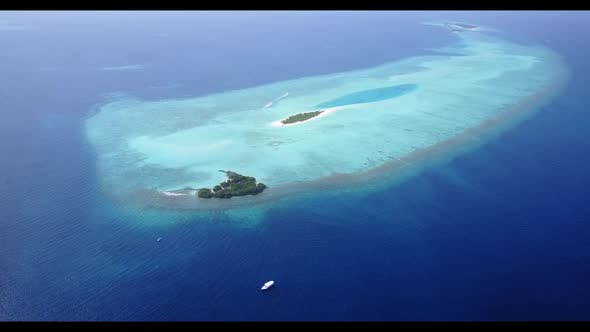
315,84,418,109
86,29,566,216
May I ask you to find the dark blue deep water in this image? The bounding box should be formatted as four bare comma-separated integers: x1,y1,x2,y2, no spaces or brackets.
1,11,590,321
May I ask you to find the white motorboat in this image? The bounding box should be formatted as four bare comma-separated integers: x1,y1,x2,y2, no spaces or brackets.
156,237,162,242
261,280,274,291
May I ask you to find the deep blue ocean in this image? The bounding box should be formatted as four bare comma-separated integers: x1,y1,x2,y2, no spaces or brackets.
1,11,590,321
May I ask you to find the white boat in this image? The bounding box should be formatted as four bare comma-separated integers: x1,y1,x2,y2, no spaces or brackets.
261,280,274,291
156,237,162,242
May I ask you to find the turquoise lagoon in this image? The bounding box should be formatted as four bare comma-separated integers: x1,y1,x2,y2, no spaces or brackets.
85,27,568,213
314,84,418,109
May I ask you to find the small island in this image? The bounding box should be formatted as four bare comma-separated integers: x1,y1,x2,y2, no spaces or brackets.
281,110,324,125
197,171,267,199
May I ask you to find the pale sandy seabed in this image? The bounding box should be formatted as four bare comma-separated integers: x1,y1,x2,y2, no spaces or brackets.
85,22,570,222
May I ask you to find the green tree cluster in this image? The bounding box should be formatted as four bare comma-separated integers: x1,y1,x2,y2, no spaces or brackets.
197,171,267,199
